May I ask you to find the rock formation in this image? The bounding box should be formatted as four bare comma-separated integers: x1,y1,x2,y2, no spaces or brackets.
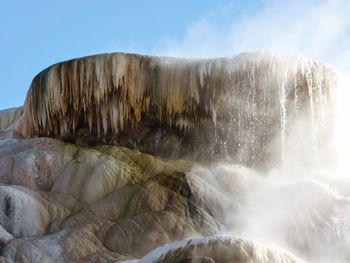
15,52,335,168
135,236,306,263
0,133,223,262
0,51,345,262
0,107,22,131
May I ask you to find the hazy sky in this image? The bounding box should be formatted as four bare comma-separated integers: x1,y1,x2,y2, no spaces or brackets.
1,0,349,109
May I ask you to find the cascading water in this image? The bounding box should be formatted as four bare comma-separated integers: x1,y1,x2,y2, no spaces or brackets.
16,51,335,171
5,51,343,262
125,52,341,262
278,67,287,172
217,52,335,171
181,56,346,263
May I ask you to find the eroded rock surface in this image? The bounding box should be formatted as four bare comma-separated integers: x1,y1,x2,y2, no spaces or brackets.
15,52,335,168
0,134,223,262
0,107,22,131
135,236,305,263
0,51,342,262
0,127,348,262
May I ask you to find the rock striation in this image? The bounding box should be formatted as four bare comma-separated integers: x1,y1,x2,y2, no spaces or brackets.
0,107,23,131
0,51,343,262
15,52,335,168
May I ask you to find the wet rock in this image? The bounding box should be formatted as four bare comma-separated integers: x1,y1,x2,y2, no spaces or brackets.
15,52,335,169
135,236,305,263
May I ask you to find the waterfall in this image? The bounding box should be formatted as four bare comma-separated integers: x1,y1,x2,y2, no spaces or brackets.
278,67,288,171
15,51,335,170
0,51,342,263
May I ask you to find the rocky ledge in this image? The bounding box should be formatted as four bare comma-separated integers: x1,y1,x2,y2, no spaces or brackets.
14,52,335,168
0,52,344,262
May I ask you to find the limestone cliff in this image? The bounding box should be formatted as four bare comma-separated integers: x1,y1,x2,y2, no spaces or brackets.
15,52,335,168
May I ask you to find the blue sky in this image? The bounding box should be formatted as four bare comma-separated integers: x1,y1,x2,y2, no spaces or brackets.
0,0,349,109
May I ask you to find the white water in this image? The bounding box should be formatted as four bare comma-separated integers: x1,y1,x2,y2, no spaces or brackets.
190,163,350,263
278,67,288,172
188,68,349,261
136,235,305,263
115,53,341,263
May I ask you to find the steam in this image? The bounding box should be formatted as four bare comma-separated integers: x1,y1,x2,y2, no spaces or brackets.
153,0,350,262
334,71,350,177
156,0,350,171
157,0,350,169
190,163,350,263
157,0,350,70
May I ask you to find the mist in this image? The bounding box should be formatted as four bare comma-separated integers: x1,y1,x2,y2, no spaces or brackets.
2,0,350,262
152,0,350,262
157,0,350,70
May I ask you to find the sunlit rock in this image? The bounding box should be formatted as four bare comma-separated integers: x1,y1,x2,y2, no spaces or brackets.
0,185,50,238
0,51,341,262
133,236,305,263
15,52,335,168
0,136,223,262
0,107,22,131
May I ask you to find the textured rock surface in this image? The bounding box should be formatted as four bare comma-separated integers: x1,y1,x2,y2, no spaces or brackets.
0,107,22,131
135,236,305,263
0,134,224,262
15,52,335,168
0,51,342,262
2,132,348,262
0,134,318,262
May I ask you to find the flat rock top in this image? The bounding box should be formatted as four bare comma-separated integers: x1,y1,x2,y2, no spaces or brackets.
11,51,335,168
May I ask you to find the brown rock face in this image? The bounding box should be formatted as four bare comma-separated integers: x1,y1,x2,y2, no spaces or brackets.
15,52,335,168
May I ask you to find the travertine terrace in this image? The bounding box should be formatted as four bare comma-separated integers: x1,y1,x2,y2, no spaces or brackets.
16,52,335,168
